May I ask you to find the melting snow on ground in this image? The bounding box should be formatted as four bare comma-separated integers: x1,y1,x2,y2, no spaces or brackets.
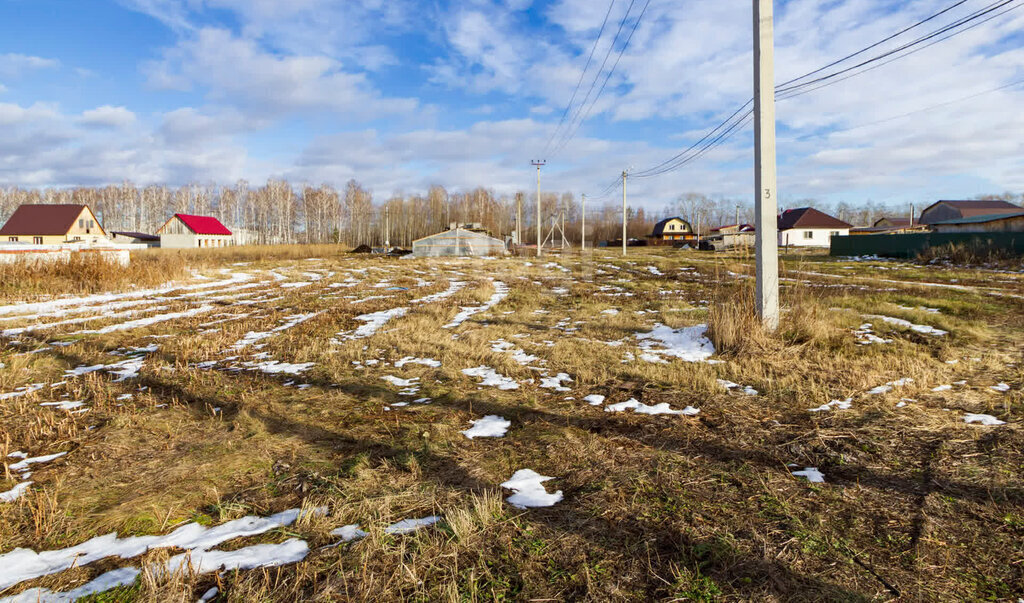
461,415,511,439
384,516,441,535
866,378,914,395
863,314,947,336
809,398,852,412
462,366,519,390
539,373,572,392
636,324,715,363
330,524,368,543
583,394,605,406
443,281,508,328
964,413,1005,425
336,308,409,342
394,357,441,368
790,467,825,483
604,398,700,416
500,469,563,509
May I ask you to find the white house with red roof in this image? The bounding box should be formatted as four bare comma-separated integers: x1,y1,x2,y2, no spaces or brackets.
777,208,851,247
156,213,234,249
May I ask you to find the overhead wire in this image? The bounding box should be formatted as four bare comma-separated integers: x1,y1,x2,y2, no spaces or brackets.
541,0,617,157
628,0,1022,179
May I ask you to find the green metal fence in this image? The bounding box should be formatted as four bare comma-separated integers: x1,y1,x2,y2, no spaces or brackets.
830,232,1024,258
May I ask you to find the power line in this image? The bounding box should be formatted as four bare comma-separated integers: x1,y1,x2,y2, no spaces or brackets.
548,0,652,158
629,0,1022,179
541,0,617,157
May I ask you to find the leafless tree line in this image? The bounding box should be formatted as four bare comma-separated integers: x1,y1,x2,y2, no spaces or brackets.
1,181,1018,247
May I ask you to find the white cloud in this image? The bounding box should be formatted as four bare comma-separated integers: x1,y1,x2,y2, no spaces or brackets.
0,53,60,77
78,105,137,128
146,27,418,119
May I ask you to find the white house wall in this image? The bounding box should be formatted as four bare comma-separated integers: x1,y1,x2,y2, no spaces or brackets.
778,228,849,247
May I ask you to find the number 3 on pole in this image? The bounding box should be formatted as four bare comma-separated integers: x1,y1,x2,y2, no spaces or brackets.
764,188,771,199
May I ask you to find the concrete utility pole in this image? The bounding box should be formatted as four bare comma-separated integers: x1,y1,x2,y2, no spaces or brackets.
910,202,915,226
532,160,546,257
621,170,628,257
754,0,780,330
516,192,522,245
581,193,586,250
384,205,390,249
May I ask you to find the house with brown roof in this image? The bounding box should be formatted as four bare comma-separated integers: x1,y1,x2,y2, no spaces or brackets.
0,204,108,245
918,200,1024,225
777,208,851,247
648,217,696,244
156,213,234,249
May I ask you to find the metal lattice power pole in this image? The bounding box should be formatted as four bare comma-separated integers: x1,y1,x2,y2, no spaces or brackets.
621,170,628,257
532,160,546,257
754,0,780,330
581,193,586,250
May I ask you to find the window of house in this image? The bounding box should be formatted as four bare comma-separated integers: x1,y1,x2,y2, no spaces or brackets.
669,224,675,230
79,219,85,228
803,231,813,239
33,237,42,244
8,236,17,242
830,231,839,237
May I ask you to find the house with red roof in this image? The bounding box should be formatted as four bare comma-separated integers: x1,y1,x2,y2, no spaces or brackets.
156,213,234,249
777,208,851,247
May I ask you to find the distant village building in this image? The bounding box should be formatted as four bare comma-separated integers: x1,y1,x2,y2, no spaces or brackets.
704,224,755,250
412,227,506,257
930,212,1024,234
648,217,695,244
849,216,926,236
918,200,1024,225
777,208,851,247
157,213,233,248
110,231,160,247
0,204,108,245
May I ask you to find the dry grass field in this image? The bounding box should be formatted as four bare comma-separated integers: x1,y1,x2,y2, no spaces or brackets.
0,245,1021,602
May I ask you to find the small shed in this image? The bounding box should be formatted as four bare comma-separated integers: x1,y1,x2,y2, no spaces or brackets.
157,214,233,249
110,231,160,247
412,228,507,257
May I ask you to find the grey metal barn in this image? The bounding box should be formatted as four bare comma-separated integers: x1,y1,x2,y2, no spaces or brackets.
412,228,507,257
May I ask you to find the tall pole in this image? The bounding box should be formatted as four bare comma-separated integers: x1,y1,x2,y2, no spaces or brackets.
910,202,915,226
561,210,565,249
384,205,390,249
621,170,628,257
516,192,522,245
581,193,586,250
532,160,546,257
754,0,780,330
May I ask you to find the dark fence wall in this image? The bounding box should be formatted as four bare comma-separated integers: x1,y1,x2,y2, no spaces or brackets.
830,232,1024,258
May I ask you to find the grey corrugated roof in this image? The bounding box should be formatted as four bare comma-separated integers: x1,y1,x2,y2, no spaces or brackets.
930,212,1024,225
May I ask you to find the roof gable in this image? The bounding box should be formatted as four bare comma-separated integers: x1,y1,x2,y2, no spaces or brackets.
652,217,692,235
163,214,232,236
778,207,851,230
0,204,95,236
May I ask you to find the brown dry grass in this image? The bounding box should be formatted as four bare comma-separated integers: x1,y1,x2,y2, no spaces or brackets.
0,247,1021,601
0,253,190,300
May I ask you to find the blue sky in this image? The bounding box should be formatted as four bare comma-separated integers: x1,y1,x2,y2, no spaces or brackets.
0,0,1021,211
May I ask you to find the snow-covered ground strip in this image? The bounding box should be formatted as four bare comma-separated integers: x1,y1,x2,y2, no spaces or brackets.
603,398,700,416
1,305,174,338
63,356,146,383
866,378,914,395
809,398,852,412
411,280,466,304
717,380,757,396
991,382,1011,392
853,323,892,345
583,394,605,406
72,305,218,335
9,452,67,473
330,525,368,542
232,312,321,349
1,567,142,603
0,271,253,319
490,340,540,365
461,415,511,439
394,357,441,368
0,507,314,590
0,383,46,401
791,467,825,483
382,375,419,387
164,538,309,575
443,280,509,329
462,366,519,390
0,481,33,503
636,324,715,363
539,373,572,392
500,469,563,509
964,413,1005,425
335,307,409,342
234,360,315,376
862,314,948,336
384,516,442,535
